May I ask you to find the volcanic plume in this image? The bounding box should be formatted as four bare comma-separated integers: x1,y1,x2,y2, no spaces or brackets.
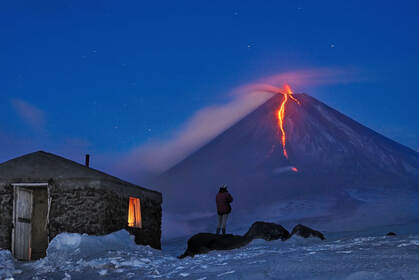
155,90,419,231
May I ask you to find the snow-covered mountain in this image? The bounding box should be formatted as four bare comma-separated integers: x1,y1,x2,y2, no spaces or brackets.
155,93,419,231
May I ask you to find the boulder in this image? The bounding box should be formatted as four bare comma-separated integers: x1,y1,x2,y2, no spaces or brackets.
178,221,289,258
178,233,250,259
178,222,325,258
291,224,325,240
245,221,290,241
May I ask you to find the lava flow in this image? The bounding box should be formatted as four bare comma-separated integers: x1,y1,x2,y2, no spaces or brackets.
257,83,300,160
277,84,300,159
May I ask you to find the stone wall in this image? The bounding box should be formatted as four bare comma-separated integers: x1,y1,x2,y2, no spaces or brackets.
49,180,162,249
48,186,117,238
0,184,13,250
0,179,162,251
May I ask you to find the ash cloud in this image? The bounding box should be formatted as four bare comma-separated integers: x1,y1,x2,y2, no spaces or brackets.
239,67,363,93
114,91,274,179
11,98,46,131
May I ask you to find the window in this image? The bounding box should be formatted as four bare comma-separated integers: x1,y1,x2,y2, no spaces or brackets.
128,197,142,228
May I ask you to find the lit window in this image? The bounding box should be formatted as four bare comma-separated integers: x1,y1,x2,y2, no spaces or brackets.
128,197,142,228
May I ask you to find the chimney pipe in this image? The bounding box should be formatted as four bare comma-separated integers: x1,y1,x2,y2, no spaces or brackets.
85,154,90,168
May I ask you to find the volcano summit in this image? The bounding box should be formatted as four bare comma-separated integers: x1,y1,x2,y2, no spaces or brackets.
155,91,419,230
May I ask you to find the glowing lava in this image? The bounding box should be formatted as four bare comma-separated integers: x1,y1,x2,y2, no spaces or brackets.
277,84,300,159
257,83,301,160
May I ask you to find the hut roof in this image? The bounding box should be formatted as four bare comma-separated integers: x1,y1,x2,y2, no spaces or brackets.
0,151,161,199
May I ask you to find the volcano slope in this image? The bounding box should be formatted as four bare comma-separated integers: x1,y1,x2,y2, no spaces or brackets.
155,93,419,229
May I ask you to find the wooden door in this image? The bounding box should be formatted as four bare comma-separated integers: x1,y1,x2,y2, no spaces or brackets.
13,187,33,260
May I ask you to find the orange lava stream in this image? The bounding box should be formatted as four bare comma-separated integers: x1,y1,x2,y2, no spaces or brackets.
277,84,300,159
278,94,289,159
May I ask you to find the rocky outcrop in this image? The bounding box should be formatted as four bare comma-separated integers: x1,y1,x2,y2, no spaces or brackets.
179,222,323,258
245,221,290,241
291,224,325,240
178,233,251,259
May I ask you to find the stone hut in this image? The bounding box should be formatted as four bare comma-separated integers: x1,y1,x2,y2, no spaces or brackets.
0,151,162,261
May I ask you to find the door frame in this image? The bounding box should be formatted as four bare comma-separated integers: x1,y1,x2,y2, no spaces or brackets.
12,183,49,260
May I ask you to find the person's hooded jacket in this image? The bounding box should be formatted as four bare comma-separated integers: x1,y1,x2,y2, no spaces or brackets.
216,189,233,215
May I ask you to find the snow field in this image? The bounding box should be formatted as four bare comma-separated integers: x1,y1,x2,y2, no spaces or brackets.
1,227,419,279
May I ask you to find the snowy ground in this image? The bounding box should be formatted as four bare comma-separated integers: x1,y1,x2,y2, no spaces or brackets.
1,223,419,280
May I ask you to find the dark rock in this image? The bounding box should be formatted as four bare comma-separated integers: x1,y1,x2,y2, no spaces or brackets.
291,224,325,240
245,221,290,241
178,221,289,258
178,233,251,259
386,232,396,236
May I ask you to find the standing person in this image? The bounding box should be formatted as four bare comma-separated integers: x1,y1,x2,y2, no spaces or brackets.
216,184,233,235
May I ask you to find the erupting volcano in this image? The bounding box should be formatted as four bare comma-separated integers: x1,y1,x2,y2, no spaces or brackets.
156,88,419,231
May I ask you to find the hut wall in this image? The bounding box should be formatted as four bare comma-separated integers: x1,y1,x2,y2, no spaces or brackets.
49,180,162,249
0,184,13,250
48,187,116,238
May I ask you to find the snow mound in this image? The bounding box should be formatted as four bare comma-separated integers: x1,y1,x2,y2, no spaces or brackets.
0,250,21,279
31,230,165,279
47,229,138,259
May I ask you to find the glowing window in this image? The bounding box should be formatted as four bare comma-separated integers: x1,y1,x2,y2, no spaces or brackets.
128,197,142,228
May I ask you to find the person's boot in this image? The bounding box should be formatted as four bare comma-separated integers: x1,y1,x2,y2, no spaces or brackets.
222,228,226,235
216,228,221,235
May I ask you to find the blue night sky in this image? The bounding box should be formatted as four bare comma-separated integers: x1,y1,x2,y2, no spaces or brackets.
1,1,418,181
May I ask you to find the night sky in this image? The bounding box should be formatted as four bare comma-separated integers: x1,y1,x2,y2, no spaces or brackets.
1,1,418,182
